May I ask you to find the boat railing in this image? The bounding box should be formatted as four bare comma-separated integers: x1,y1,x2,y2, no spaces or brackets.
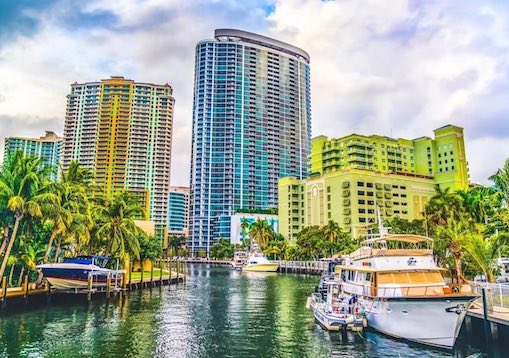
342,280,473,298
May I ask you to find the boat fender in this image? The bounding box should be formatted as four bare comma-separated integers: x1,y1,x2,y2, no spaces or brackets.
354,306,360,314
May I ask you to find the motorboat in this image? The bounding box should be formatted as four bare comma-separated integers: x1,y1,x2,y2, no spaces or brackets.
231,250,248,270
333,211,477,349
242,243,279,272
308,279,366,332
243,255,279,272
37,256,123,290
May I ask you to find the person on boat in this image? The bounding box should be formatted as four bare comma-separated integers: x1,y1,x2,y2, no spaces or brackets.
348,295,358,313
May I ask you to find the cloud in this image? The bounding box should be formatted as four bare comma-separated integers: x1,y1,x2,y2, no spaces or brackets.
0,0,508,186
266,0,509,184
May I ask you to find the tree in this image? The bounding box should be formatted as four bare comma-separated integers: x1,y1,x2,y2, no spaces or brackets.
139,235,162,262
322,220,341,244
459,186,501,225
44,161,92,261
386,217,426,236
94,191,145,261
209,239,234,259
435,217,471,283
490,158,509,202
248,218,274,248
0,152,57,279
463,231,508,282
240,217,250,242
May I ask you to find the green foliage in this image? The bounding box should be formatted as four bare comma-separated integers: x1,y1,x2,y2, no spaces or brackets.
210,238,235,259
236,208,278,215
0,152,158,284
248,218,274,247
139,235,162,261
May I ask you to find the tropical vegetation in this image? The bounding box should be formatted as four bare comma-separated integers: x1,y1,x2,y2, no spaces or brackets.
0,151,163,287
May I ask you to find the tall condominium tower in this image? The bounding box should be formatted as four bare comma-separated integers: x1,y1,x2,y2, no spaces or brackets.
190,29,311,255
3,131,63,180
63,76,175,233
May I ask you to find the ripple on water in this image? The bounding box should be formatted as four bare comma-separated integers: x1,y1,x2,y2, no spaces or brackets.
0,265,488,358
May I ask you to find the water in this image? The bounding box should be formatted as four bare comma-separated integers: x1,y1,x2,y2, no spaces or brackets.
0,265,491,357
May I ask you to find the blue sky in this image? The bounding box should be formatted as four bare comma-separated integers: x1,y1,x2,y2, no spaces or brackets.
0,0,508,185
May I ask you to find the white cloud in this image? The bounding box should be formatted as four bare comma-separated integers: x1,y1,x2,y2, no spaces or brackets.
0,0,508,185
266,0,509,184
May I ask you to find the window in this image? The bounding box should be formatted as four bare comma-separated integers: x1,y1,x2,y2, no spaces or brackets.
358,199,365,205
327,186,330,193
359,208,366,214
367,182,374,188
358,181,364,187
358,191,365,195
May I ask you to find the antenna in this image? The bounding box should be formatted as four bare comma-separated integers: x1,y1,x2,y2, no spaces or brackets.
376,206,390,238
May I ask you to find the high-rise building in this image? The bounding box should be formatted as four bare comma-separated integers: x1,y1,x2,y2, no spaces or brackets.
189,29,311,255
62,76,175,234
279,125,469,239
168,186,190,237
3,131,63,180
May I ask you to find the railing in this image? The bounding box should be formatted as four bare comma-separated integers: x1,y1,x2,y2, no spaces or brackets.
470,282,509,311
278,260,329,274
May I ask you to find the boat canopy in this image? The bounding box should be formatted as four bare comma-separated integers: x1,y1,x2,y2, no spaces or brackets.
361,234,432,246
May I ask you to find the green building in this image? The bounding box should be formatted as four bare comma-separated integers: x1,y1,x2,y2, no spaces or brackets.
3,131,63,180
279,125,469,239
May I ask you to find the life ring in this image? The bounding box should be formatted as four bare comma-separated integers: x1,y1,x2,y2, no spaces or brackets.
353,306,360,314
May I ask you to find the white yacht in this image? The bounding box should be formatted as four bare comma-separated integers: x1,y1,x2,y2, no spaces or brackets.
242,243,279,272
335,216,477,349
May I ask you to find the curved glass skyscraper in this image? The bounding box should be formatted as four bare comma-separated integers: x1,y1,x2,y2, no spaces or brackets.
190,29,311,255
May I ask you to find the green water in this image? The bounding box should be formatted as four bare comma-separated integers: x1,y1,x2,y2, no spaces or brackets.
0,265,487,357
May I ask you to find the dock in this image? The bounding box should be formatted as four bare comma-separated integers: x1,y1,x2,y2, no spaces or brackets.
0,258,187,309
183,258,329,275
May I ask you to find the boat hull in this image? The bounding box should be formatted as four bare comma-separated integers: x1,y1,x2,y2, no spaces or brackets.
243,263,279,272
366,296,475,349
38,264,119,290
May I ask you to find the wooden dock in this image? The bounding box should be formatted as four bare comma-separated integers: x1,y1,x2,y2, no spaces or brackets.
183,258,328,275
0,258,187,309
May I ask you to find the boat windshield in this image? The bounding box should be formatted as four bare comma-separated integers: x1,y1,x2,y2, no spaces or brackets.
62,256,109,267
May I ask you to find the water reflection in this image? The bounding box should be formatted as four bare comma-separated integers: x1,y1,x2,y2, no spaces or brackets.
0,265,493,357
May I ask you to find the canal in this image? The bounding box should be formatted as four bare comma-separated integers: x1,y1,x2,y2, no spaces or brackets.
0,264,495,357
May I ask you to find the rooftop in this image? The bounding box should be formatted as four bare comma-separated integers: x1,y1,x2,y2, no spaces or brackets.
214,28,310,63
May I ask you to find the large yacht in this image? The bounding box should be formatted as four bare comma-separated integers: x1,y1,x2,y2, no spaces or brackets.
335,215,477,349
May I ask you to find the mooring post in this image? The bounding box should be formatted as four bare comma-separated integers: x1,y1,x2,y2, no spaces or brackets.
87,274,93,301
106,274,111,297
482,287,491,345
128,263,133,289
23,274,29,301
1,276,7,308
169,258,172,285
140,264,144,288
159,258,163,286
150,261,154,287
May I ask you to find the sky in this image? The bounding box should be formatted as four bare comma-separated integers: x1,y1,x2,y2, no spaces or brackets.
1,0,508,186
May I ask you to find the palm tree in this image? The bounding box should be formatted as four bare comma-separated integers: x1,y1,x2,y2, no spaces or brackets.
94,191,145,261
322,220,341,244
490,158,509,202
464,231,508,282
248,219,274,248
459,186,501,225
0,152,57,279
240,217,250,242
435,217,471,283
44,163,91,262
